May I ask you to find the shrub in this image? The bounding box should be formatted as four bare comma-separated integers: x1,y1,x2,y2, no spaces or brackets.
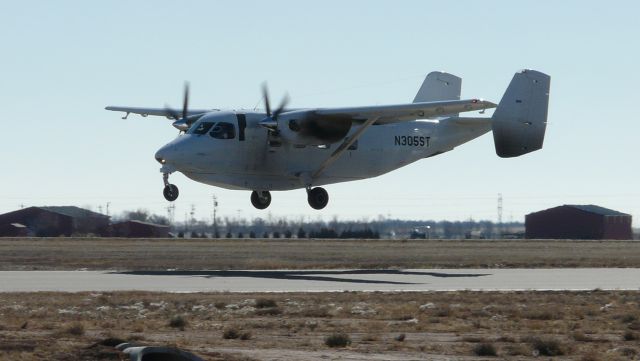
168,315,187,330
100,337,127,347
255,298,277,309
623,330,639,341
214,301,227,310
223,328,240,339
239,331,252,340
394,333,406,342
301,307,331,318
325,333,351,348
462,335,486,343
64,323,85,336
473,342,498,356
255,307,282,316
573,331,594,342
530,337,564,356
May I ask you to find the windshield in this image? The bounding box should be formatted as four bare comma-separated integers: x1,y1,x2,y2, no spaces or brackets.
190,122,215,135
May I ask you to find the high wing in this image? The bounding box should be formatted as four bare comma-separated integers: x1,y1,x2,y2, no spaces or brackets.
104,106,213,119
313,98,496,124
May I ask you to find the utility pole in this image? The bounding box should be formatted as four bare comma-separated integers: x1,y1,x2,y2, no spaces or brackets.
106,202,111,218
212,195,218,238
497,193,503,239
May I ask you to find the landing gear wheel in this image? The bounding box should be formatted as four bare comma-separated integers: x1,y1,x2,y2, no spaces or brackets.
307,187,329,210
251,191,271,210
163,184,179,201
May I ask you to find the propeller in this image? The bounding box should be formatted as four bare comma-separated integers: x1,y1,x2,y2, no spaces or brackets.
260,83,289,130
166,82,191,132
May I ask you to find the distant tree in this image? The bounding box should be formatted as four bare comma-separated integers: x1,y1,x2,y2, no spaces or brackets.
226,232,233,238
273,231,281,238
284,229,292,238
262,232,269,238
124,209,150,222
190,231,198,238
177,231,184,238
297,227,306,239
148,214,170,225
249,231,256,238
237,232,244,238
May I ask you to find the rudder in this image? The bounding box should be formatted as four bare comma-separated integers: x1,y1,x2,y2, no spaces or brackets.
492,69,550,158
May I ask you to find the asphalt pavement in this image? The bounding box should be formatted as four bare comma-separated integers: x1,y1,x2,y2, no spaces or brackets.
1,268,639,292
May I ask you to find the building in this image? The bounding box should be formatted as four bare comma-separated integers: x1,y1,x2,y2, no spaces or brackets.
0,206,110,237
111,220,170,238
526,205,632,240
0,223,29,237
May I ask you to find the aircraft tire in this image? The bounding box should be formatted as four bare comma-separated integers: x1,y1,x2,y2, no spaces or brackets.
251,191,271,209
307,187,329,210
163,184,179,202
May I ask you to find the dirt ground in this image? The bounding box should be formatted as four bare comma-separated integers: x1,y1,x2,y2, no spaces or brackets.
1,291,639,360
1,238,640,270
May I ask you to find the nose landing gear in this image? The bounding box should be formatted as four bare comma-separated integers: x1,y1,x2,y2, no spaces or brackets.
162,173,179,202
307,187,329,210
251,191,271,209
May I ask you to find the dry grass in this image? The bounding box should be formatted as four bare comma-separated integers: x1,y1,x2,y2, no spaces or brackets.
1,238,640,270
1,290,639,360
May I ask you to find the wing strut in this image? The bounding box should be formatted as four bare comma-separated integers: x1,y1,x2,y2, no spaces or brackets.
311,117,379,180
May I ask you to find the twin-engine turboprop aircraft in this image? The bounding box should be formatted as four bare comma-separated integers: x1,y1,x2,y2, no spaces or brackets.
106,69,550,210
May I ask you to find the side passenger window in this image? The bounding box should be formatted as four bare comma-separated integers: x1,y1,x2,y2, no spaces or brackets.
210,122,236,139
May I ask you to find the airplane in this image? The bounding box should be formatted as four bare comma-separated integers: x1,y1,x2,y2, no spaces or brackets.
106,69,550,210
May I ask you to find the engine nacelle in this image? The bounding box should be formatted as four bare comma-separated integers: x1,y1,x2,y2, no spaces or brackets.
276,111,352,146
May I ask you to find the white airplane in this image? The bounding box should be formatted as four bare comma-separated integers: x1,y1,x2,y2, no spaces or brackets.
106,69,550,210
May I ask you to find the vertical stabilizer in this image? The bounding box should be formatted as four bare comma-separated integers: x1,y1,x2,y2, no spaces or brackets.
492,69,550,158
413,71,461,103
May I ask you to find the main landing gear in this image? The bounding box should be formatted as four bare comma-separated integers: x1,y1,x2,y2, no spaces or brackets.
250,191,271,209
162,173,179,202
307,187,329,210
249,187,329,210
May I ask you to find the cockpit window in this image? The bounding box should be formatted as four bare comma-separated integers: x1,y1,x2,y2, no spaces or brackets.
191,122,214,135
210,122,235,139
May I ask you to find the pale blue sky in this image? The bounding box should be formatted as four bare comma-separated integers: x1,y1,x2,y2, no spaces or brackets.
1,1,638,224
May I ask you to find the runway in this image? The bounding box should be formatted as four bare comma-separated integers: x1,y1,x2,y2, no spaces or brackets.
1,268,640,292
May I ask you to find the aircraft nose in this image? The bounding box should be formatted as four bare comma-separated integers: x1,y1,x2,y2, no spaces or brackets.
155,145,170,164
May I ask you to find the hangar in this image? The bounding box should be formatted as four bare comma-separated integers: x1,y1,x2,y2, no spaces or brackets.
525,205,632,240
0,206,110,237
111,220,170,238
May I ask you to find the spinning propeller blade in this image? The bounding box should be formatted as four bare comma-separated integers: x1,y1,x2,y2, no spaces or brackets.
262,83,271,117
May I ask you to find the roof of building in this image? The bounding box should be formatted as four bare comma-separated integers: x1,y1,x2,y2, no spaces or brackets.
38,206,109,219
529,204,630,217
113,220,170,228
565,204,630,216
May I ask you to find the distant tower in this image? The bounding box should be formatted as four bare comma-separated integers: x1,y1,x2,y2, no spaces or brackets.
190,204,196,227
497,193,503,239
212,195,219,236
166,203,175,225
106,202,111,217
